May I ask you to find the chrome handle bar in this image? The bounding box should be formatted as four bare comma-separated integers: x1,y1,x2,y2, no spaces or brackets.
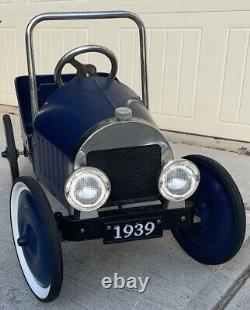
25,10,149,122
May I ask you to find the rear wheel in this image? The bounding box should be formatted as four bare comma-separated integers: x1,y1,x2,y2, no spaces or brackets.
10,177,63,302
172,155,246,265
2,114,19,182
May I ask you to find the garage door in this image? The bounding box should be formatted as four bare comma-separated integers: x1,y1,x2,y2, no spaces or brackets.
1,1,250,141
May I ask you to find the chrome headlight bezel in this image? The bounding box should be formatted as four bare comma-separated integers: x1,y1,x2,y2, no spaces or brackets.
65,167,111,212
158,159,200,201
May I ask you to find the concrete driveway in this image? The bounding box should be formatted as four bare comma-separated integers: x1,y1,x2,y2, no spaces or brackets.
0,113,250,310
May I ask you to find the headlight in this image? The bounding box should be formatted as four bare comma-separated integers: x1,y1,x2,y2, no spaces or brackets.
158,159,200,201
65,167,111,211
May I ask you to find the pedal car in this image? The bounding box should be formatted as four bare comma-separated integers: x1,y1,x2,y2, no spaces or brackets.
2,11,246,302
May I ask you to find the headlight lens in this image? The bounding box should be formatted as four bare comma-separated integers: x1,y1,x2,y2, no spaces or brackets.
65,167,111,211
158,159,200,201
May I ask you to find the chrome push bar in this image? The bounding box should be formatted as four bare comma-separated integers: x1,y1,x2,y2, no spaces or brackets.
25,11,149,122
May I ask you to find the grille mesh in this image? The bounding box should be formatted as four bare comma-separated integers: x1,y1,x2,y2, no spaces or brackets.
86,144,161,202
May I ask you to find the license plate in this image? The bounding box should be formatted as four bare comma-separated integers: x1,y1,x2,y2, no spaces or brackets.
103,218,163,244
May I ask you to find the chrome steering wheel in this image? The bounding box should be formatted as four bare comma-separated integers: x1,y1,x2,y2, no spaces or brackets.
54,44,118,87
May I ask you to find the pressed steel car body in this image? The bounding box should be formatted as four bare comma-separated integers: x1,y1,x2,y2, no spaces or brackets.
2,11,246,302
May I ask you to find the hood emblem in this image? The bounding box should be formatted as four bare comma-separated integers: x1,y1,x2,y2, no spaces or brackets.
115,107,132,121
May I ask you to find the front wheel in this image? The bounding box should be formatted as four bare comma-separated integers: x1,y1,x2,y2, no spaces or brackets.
10,177,63,302
172,155,246,265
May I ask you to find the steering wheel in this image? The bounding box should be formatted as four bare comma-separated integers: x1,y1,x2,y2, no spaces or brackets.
54,44,118,87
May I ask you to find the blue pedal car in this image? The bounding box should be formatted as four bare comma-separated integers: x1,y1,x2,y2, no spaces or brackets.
2,11,246,302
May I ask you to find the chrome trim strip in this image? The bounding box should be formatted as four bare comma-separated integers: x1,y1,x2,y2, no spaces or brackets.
25,10,149,122
121,200,162,209
74,118,173,169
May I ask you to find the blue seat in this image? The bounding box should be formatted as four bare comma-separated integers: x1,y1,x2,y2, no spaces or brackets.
15,74,74,134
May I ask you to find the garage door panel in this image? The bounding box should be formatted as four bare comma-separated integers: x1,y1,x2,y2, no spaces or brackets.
133,30,142,96
0,27,17,106
0,28,9,93
119,29,136,89
219,28,250,124
148,29,166,114
238,48,250,125
33,28,89,75
177,28,201,118
1,3,250,140
161,29,183,116
154,28,201,119
155,112,250,140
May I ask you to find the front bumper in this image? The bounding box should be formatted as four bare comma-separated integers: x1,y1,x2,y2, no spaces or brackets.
55,202,194,242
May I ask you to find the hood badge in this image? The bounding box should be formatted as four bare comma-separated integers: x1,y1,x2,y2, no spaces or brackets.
115,107,132,121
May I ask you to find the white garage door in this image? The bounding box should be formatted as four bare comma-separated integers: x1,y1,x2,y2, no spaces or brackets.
1,1,250,141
